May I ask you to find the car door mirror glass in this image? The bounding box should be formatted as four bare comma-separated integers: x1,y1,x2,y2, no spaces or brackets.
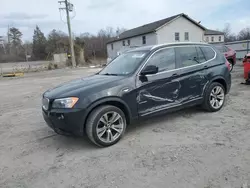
140,65,158,75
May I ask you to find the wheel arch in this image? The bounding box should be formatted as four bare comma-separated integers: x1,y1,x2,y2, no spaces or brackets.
82,97,132,132
210,76,228,93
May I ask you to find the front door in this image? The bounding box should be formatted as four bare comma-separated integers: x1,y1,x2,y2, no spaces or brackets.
136,47,181,116
175,45,209,103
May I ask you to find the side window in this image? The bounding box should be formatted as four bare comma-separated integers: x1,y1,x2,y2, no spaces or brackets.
142,36,146,44
196,47,207,63
176,46,199,68
127,40,130,46
175,32,180,41
185,32,189,41
146,48,176,72
201,47,216,60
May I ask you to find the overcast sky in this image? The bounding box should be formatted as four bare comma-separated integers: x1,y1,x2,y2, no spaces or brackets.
0,0,249,41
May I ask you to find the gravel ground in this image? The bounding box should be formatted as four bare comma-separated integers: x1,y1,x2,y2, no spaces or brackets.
0,63,250,188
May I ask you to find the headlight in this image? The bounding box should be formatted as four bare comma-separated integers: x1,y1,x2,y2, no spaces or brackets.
52,97,79,109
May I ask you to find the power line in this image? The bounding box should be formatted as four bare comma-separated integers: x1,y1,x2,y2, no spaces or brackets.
58,0,76,67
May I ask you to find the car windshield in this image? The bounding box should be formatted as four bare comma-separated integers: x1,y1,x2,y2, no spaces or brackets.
99,51,148,75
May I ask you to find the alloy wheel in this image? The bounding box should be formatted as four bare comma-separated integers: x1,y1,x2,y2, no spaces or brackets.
96,111,124,143
210,86,225,109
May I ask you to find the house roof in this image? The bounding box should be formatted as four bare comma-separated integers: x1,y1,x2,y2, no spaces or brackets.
107,13,206,44
204,29,224,35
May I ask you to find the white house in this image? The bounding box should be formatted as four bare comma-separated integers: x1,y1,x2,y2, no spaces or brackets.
107,13,225,59
204,29,225,43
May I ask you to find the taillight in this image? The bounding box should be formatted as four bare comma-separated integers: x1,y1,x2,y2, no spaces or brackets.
225,60,231,71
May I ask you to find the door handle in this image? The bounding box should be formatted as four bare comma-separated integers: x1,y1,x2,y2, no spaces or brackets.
204,65,208,69
172,73,179,77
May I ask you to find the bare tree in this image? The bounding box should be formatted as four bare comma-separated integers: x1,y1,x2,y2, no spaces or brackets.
222,23,237,42
238,27,250,41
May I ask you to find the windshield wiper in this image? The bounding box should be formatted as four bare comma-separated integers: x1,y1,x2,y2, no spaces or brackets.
102,73,118,76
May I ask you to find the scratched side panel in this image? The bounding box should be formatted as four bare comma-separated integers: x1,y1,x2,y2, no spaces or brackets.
135,70,182,116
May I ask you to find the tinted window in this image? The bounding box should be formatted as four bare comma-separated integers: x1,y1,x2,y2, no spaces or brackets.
196,47,207,63
201,47,215,60
147,48,176,72
176,47,199,67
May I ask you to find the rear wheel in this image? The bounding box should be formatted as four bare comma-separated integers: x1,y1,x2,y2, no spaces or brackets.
86,105,127,147
202,82,225,112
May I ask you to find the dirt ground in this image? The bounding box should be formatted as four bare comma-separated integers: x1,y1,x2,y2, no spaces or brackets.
0,63,250,188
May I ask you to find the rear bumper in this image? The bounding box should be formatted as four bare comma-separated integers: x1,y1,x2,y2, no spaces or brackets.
42,108,86,136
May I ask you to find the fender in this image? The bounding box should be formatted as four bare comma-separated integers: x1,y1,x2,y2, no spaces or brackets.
203,75,227,96
81,97,133,133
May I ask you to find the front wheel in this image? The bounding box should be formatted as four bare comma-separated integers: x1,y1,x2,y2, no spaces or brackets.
202,82,226,112
86,105,127,147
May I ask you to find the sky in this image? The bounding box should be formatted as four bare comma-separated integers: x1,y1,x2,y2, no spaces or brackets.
0,0,250,41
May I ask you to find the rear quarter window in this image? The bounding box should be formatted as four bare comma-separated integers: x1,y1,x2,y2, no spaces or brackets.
201,47,216,60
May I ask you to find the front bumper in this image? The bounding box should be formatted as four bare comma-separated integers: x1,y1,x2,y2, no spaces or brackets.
42,108,86,136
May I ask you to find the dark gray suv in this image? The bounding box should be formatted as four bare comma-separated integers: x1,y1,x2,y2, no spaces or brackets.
42,42,231,147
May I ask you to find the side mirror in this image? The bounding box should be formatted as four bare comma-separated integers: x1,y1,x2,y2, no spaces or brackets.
140,65,158,75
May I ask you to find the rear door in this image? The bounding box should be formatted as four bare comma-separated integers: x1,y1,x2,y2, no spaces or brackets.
175,45,209,103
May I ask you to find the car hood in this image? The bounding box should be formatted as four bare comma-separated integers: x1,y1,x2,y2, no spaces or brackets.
44,74,124,99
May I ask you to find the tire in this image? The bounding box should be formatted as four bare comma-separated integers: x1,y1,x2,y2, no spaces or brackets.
202,82,226,112
86,105,127,147
228,59,234,72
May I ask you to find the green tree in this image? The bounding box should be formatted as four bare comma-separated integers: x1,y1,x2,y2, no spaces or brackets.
8,27,23,55
32,26,47,59
46,29,68,55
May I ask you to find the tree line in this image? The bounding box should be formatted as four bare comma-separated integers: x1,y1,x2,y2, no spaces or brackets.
0,23,250,63
222,23,250,42
0,26,125,63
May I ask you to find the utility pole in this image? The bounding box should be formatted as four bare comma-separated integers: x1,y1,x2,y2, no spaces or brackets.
58,0,76,67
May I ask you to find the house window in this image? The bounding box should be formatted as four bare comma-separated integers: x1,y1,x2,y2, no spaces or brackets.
184,32,189,41
122,41,125,46
175,32,180,41
206,37,209,42
127,40,130,46
142,36,146,44
219,36,221,42
111,44,113,50
211,36,214,42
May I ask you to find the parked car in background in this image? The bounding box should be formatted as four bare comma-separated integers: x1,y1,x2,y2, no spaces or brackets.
42,42,231,147
214,45,236,72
